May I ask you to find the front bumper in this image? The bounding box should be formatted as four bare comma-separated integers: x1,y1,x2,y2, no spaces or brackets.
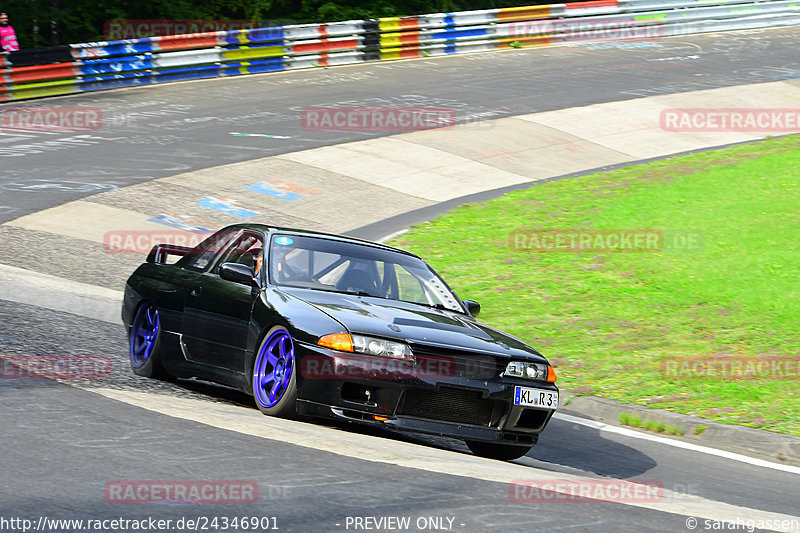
295,341,558,445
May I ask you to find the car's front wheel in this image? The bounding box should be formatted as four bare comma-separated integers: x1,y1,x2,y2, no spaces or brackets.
129,303,172,380
465,440,532,461
252,326,298,418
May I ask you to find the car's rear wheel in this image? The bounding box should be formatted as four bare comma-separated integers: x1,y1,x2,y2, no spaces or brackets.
129,303,172,380
252,326,297,418
465,440,532,461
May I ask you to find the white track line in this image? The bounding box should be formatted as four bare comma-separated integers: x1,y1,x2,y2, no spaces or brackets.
555,413,800,475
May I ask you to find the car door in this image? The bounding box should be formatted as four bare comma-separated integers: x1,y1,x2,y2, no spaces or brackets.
181,230,264,374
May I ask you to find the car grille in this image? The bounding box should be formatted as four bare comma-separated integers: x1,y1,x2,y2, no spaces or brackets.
399,387,498,426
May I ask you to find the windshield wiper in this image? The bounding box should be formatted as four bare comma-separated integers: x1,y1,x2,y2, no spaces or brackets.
304,286,353,295
291,286,454,308
304,287,385,298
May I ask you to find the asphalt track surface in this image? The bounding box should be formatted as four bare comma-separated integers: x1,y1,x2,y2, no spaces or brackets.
2,27,800,532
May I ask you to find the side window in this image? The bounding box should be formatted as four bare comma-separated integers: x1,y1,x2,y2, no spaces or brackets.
395,265,426,302
213,232,264,276
181,230,239,272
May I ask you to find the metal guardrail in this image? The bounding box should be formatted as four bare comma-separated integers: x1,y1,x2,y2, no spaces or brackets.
1,0,798,101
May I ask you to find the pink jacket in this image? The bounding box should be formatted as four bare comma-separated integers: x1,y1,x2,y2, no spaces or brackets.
0,25,19,52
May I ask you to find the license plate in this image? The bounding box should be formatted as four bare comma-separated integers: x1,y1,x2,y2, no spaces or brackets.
514,386,559,409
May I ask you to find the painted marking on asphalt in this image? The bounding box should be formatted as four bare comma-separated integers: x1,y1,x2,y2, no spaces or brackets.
230,132,292,139
244,179,321,202
0,180,118,193
197,196,259,218
554,413,800,476
147,213,216,234
0,132,42,142
82,387,800,532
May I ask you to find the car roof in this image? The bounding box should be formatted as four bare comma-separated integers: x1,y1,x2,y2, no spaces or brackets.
221,223,421,259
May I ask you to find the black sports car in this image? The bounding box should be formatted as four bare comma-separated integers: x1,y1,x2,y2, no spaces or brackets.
123,224,558,460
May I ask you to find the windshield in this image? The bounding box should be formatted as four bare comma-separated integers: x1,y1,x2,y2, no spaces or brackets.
268,234,464,313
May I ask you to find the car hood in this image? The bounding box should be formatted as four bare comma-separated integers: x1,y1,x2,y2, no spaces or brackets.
278,287,546,362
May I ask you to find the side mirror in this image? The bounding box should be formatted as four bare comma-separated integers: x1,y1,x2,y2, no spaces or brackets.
219,263,255,285
463,299,481,317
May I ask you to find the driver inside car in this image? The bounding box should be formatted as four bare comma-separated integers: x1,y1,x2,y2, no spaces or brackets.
271,249,311,284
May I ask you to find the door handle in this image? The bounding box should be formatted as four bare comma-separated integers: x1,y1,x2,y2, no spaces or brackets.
190,287,202,297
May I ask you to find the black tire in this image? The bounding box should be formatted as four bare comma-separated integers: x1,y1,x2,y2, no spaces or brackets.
465,440,532,461
128,302,172,380
251,326,298,418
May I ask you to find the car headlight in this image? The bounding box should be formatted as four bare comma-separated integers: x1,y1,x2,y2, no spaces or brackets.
318,333,413,360
504,361,557,382
352,335,412,358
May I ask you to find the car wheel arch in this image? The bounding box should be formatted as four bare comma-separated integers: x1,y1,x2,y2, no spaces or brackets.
128,300,174,381
245,321,293,392
250,324,300,418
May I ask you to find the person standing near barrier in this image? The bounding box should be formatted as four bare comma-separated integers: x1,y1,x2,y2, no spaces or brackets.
0,12,19,51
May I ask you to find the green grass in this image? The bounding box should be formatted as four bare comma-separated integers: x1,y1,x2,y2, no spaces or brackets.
619,412,642,427
665,424,684,436
619,412,684,435
393,135,800,436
